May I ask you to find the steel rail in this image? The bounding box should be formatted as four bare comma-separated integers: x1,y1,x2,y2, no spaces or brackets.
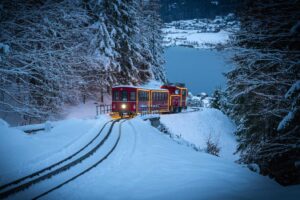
33,119,126,200
0,119,119,199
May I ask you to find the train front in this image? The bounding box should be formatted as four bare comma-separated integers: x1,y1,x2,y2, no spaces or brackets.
111,86,137,118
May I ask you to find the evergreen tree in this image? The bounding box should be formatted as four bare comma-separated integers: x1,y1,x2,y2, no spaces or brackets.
211,88,222,110
101,0,151,85
141,0,166,82
0,0,166,124
226,0,300,185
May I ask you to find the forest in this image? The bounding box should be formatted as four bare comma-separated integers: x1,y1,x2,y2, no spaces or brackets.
0,0,165,123
222,0,300,185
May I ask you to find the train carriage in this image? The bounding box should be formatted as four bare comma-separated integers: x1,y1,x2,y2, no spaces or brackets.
161,84,188,112
150,89,169,113
111,83,187,118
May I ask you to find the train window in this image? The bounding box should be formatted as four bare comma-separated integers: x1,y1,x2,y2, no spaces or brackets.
163,93,166,100
113,91,119,101
138,91,149,101
182,89,186,97
121,91,127,101
130,91,136,101
175,89,179,95
138,91,146,101
145,92,149,101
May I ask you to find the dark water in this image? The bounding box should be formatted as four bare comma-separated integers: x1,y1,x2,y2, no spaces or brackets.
164,46,233,95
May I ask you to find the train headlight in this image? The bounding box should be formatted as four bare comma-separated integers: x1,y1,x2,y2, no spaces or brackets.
121,104,127,109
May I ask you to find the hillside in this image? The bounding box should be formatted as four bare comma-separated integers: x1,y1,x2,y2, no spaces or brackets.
1,110,299,199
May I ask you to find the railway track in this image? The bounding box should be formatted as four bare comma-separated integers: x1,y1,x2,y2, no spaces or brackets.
33,119,126,200
0,119,123,199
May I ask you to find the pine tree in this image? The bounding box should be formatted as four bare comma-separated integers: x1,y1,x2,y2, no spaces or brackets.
141,0,166,82
101,0,152,85
211,88,222,110
226,0,300,185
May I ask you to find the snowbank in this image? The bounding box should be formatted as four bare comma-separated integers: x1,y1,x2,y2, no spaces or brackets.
0,116,109,184
160,108,237,161
1,117,299,199
43,118,300,200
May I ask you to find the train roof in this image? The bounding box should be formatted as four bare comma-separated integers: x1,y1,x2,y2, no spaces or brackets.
112,85,168,91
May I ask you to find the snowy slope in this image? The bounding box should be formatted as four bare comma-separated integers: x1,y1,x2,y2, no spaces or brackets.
43,118,299,200
1,116,299,199
160,108,237,161
0,116,110,184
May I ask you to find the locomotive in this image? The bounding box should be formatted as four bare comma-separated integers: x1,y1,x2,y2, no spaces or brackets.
111,83,188,118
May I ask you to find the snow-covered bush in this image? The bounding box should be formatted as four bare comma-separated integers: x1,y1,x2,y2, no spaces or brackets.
205,134,220,157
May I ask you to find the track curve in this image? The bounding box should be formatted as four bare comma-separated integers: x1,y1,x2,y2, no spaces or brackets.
0,119,117,199
32,119,126,200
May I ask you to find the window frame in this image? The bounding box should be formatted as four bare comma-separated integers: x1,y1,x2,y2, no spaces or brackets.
113,90,119,101
121,90,128,101
130,91,136,101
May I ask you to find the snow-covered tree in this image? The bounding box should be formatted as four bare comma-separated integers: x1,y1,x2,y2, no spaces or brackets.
101,0,151,85
0,0,106,122
0,0,166,124
211,88,222,109
226,0,300,185
140,0,166,82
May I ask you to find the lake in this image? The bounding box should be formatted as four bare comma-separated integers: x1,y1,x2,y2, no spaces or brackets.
163,46,234,95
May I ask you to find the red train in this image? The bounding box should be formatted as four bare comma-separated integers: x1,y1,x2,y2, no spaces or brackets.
111,83,188,118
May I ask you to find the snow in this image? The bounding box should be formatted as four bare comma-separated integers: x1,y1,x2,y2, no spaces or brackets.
0,119,9,127
285,80,300,99
15,122,53,133
113,80,167,91
0,43,10,54
163,28,230,49
1,114,299,199
277,80,300,131
160,108,238,161
62,99,110,120
277,110,295,131
0,116,110,184
162,14,239,49
141,79,164,90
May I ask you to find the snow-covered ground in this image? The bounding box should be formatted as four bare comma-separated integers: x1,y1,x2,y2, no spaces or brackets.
163,28,230,48
1,109,299,199
162,14,239,48
0,116,110,184
160,108,238,161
